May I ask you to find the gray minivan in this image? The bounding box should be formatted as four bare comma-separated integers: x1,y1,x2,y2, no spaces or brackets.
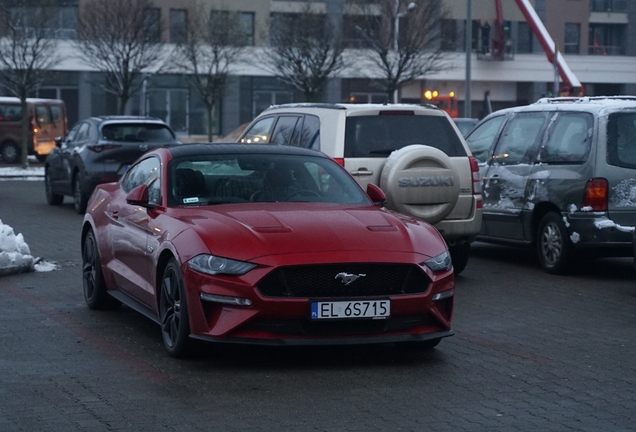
465,96,636,274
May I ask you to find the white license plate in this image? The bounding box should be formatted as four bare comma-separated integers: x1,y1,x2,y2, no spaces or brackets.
311,300,390,320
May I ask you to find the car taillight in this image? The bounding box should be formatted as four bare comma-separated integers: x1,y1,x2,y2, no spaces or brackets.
333,157,345,166
87,144,122,153
583,178,608,211
469,156,481,194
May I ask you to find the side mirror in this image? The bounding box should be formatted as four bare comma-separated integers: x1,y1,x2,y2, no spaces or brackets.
54,136,63,147
366,183,387,206
126,184,151,207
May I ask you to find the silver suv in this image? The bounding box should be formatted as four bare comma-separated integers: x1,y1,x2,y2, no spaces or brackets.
465,96,636,274
239,103,482,274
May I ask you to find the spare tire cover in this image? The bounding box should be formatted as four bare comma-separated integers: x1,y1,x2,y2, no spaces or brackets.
380,144,460,225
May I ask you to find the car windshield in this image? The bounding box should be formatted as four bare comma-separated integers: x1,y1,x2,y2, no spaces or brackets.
168,153,371,206
344,114,467,157
101,123,175,142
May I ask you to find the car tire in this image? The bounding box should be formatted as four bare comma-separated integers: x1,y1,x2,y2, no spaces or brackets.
1,141,20,164
537,212,572,274
45,168,64,206
82,230,121,310
160,258,192,358
73,174,88,214
449,242,470,275
380,145,460,225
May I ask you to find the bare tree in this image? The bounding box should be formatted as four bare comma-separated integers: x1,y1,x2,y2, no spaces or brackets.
267,5,344,102
171,5,248,141
77,0,165,115
352,0,448,103
0,0,60,167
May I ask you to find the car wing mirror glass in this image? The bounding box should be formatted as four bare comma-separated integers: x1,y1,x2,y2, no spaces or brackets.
126,184,151,207
366,183,387,206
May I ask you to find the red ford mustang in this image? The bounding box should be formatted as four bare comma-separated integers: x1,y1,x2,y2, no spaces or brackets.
81,143,455,357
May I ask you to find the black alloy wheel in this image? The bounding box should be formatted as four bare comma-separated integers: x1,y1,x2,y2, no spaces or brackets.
160,258,192,357
45,168,64,205
82,230,121,310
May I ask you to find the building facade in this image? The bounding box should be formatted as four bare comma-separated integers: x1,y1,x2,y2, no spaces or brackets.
3,0,636,138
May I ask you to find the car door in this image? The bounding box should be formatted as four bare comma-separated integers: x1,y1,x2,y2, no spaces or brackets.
481,112,551,240
58,122,91,194
48,123,80,192
107,156,162,308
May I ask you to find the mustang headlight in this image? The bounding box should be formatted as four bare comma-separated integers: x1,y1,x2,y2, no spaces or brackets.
423,251,453,272
188,254,256,275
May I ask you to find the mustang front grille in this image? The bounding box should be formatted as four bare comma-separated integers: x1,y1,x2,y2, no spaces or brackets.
256,264,430,298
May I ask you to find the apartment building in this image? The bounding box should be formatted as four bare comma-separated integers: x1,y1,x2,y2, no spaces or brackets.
3,0,636,138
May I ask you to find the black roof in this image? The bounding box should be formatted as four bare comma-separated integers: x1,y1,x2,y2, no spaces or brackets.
167,143,329,159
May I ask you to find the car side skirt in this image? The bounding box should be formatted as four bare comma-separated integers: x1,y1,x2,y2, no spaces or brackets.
108,290,160,324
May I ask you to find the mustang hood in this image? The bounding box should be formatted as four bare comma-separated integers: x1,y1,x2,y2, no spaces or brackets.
174,203,445,261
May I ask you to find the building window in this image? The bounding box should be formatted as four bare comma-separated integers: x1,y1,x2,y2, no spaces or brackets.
144,7,161,43
170,9,187,44
517,21,534,54
591,0,628,13
589,23,626,55
8,6,78,39
239,12,254,46
441,19,464,52
564,23,580,54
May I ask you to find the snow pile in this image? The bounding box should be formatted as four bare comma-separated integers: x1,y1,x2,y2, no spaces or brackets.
0,219,56,276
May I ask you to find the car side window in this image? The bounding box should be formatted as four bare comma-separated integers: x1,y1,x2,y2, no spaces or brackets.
607,112,636,170
491,112,549,165
539,112,593,164
121,157,162,204
270,116,301,145
240,116,275,144
74,123,91,143
298,115,320,150
65,124,80,143
465,115,505,163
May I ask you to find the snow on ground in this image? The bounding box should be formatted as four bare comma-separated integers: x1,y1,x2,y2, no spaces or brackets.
0,165,44,180
0,219,57,276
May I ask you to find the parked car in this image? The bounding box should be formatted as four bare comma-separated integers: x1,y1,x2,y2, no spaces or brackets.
453,117,479,137
81,143,455,357
238,103,482,274
0,97,67,163
45,116,180,214
464,96,636,274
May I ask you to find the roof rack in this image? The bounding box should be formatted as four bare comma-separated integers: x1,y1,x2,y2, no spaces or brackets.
265,103,346,111
535,96,636,104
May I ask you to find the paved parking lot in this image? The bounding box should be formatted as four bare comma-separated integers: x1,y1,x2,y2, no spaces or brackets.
1,180,636,431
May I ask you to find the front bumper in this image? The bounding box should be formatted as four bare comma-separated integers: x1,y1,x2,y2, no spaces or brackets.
182,251,455,345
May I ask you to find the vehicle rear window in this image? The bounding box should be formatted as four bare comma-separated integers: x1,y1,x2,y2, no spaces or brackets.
344,115,467,157
607,112,636,170
101,123,175,142
36,106,52,125
50,105,63,123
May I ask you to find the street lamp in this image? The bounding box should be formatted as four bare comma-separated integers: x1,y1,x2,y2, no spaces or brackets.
464,0,472,118
393,1,417,102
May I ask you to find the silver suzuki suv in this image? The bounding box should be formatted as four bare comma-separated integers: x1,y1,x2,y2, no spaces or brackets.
239,103,483,274
465,96,636,274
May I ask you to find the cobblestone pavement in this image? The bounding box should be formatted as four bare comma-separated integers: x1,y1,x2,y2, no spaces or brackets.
1,180,636,432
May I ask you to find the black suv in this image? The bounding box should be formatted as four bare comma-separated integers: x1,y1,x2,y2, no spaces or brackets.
465,96,636,274
44,116,181,213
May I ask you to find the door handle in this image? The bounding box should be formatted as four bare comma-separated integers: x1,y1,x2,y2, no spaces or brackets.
351,169,374,176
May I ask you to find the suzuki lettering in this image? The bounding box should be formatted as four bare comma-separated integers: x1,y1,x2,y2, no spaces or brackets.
398,176,455,187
